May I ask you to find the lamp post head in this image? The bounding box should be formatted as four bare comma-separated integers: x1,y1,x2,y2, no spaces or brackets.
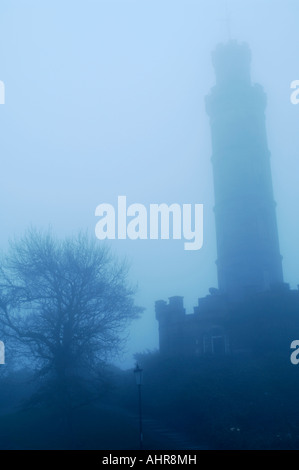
134,363,143,386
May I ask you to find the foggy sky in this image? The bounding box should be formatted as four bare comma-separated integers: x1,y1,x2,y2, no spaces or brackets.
0,0,298,367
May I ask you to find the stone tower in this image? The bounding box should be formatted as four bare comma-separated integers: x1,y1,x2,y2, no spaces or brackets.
205,41,284,298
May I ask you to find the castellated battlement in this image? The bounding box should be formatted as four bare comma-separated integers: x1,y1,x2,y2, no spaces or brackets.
156,292,230,357
156,284,299,358
155,296,186,324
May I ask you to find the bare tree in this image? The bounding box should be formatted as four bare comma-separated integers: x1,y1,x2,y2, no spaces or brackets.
0,229,143,411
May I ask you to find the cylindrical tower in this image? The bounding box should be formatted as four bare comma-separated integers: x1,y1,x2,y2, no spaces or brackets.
206,41,283,297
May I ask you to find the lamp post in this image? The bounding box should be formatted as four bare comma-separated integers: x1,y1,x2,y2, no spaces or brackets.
134,363,143,450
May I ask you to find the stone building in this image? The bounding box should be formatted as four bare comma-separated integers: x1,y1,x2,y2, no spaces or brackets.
156,41,299,357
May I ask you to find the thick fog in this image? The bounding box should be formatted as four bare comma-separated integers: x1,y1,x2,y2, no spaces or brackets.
0,0,298,368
